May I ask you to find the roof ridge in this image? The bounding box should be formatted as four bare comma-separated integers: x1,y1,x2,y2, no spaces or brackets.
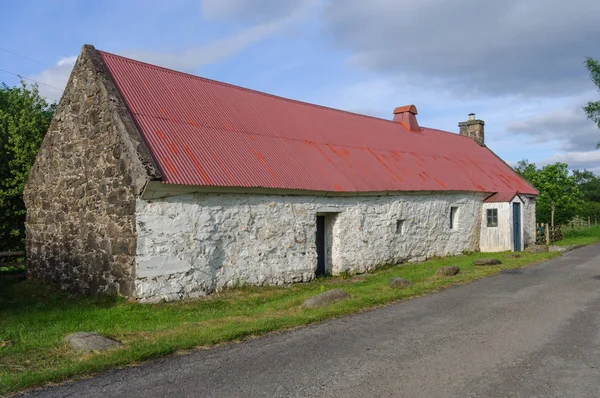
423,126,472,139
131,110,506,165
97,49,414,129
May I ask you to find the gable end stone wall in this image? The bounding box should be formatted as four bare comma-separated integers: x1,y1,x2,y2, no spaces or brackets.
23,45,160,296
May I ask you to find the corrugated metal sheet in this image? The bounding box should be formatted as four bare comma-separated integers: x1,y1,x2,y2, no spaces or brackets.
99,50,538,195
484,191,523,203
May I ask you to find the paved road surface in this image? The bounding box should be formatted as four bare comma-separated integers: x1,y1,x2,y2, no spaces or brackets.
21,244,600,398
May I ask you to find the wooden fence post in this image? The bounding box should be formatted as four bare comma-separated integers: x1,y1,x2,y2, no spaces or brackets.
545,223,550,245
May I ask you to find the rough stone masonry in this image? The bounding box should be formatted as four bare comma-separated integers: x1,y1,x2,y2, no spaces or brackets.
23,45,160,296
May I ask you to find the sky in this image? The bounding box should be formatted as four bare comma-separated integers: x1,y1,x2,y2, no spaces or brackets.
1,0,599,172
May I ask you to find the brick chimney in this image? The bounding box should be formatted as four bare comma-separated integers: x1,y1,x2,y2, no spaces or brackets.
458,113,485,146
393,105,420,132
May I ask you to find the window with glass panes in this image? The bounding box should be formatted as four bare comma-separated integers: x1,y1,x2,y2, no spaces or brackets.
486,208,498,227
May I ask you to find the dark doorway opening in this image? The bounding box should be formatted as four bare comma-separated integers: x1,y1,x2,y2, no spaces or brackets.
513,202,521,252
316,215,326,276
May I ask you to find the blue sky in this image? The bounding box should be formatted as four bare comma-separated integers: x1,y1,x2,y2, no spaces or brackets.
1,0,600,172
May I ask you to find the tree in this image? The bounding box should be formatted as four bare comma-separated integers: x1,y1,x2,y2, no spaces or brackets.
515,160,582,227
572,169,600,202
583,57,600,148
0,82,55,252
572,169,600,220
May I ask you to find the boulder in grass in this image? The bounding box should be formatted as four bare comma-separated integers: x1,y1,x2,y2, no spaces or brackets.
0,338,14,348
505,253,521,259
389,277,412,289
301,289,350,308
527,245,548,253
64,332,122,354
473,258,502,266
435,266,460,277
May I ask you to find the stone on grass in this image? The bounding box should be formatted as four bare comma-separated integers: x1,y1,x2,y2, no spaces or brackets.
435,266,460,277
0,338,14,348
301,289,350,308
473,258,502,266
549,245,585,253
527,245,548,254
389,277,412,289
64,332,122,354
504,253,521,259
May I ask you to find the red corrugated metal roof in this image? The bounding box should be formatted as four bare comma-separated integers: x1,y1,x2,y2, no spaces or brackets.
98,50,538,196
484,192,523,203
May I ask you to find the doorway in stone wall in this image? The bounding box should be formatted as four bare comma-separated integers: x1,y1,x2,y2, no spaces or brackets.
316,216,326,276
316,213,337,277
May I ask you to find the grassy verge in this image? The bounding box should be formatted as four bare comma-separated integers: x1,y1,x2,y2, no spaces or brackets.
553,224,600,247
0,251,559,395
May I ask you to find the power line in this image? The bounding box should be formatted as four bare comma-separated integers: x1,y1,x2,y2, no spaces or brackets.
0,67,64,92
0,46,69,75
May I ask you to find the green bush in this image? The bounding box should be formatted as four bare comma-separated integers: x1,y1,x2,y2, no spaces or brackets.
0,82,55,252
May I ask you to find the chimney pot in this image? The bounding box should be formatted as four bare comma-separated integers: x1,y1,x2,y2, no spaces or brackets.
393,105,418,115
468,113,476,121
393,104,420,132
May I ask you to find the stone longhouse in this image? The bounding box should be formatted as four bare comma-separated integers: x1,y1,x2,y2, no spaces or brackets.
24,45,538,302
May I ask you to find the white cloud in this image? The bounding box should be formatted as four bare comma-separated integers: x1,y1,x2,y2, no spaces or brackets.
201,0,307,22
57,56,77,67
28,56,76,102
541,150,600,173
507,105,599,151
126,19,285,70
26,0,317,102
127,0,317,71
322,0,600,97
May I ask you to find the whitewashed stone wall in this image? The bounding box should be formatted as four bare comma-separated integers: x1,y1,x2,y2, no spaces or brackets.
522,196,537,246
134,192,485,302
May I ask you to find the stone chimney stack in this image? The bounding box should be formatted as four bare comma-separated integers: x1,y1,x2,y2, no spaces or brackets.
458,113,485,146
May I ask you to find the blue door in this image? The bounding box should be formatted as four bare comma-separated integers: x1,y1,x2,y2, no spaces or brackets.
513,203,521,251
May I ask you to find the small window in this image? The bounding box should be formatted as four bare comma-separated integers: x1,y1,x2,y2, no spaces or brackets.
450,207,459,229
486,208,498,227
396,219,405,234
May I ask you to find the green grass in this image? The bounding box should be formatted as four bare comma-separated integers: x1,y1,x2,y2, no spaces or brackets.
553,224,600,247
0,251,560,395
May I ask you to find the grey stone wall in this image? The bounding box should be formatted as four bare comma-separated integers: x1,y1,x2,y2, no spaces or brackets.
23,45,159,296
458,119,485,146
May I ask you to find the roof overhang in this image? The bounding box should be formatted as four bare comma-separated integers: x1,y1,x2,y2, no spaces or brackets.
141,181,491,200
484,191,531,203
